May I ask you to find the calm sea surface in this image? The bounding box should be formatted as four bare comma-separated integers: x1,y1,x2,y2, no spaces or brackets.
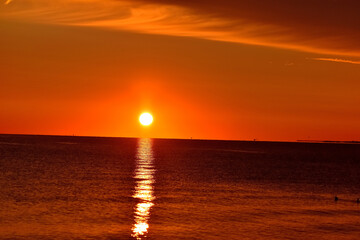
0,135,360,239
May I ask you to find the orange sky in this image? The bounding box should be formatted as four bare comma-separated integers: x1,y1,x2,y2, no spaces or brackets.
1,0,360,141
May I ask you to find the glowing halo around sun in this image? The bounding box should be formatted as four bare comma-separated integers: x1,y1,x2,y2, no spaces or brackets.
139,113,153,126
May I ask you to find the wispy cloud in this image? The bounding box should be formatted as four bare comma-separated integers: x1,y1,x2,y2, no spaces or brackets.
1,0,360,57
4,0,13,5
313,58,360,65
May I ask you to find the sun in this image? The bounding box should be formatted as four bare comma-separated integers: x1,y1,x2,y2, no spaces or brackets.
139,113,153,126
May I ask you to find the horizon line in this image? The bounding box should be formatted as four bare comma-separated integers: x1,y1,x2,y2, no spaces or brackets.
0,133,359,144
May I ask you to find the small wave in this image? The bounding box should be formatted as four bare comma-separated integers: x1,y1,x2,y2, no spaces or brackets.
57,142,78,145
0,142,26,145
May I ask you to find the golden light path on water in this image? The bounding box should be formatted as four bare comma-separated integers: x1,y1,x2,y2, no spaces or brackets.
132,138,155,239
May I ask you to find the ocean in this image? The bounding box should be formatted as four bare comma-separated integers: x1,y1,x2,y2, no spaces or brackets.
0,135,359,239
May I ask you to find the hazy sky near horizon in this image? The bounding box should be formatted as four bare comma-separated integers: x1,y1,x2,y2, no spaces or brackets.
1,0,360,140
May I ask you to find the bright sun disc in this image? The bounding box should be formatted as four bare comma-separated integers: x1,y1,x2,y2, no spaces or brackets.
139,113,153,126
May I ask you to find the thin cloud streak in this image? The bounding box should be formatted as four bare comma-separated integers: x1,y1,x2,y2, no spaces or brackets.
313,58,360,65
1,0,359,57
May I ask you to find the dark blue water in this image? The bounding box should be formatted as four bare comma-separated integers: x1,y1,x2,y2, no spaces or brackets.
0,135,359,239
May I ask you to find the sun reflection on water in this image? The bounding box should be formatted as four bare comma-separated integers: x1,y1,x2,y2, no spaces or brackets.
132,138,155,239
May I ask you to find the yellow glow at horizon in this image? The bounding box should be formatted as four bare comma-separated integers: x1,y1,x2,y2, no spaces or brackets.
139,113,153,126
